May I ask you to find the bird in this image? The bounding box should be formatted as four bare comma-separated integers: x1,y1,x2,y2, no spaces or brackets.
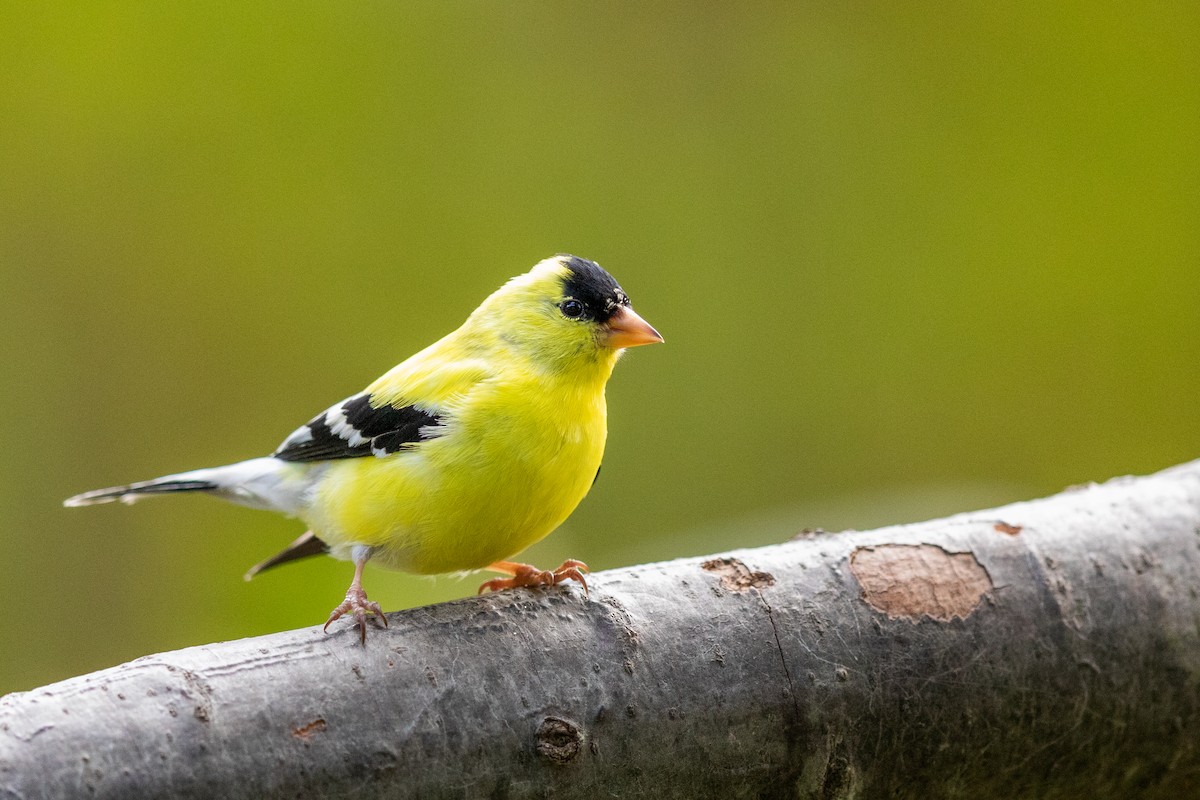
65,254,662,642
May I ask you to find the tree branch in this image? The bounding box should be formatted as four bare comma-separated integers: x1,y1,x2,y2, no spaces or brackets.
4,462,1200,799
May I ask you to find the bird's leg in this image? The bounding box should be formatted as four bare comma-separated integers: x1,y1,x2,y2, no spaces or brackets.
477,559,589,596
323,546,387,644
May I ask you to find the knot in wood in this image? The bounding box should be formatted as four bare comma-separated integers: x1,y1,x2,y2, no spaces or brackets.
536,716,583,764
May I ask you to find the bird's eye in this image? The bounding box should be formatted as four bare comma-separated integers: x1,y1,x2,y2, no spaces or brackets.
560,299,585,319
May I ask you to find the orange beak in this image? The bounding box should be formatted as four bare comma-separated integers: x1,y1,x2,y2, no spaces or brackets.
604,306,664,348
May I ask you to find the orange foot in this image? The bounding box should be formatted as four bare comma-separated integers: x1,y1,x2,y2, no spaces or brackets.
477,559,590,596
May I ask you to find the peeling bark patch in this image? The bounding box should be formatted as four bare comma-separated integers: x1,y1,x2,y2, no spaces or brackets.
292,719,327,740
994,522,1023,536
701,558,776,592
536,717,582,764
849,544,991,622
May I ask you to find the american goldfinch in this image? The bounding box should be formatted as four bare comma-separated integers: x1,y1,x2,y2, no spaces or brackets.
66,255,662,642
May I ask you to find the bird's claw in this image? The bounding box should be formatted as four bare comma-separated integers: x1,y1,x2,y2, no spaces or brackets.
323,586,387,644
477,559,590,596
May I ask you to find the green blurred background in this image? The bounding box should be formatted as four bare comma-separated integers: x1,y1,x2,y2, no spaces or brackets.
1,4,1197,694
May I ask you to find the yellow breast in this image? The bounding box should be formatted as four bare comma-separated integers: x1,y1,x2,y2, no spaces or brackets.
307,373,608,575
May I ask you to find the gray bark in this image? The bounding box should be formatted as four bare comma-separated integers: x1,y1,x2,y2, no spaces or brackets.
3,461,1200,799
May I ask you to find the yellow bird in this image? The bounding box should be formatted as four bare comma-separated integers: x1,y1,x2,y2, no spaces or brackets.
66,255,662,641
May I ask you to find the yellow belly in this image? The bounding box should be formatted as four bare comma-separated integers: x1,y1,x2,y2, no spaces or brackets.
305,382,607,574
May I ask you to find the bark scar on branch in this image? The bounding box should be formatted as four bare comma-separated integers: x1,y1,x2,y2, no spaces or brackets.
849,544,992,623
701,557,776,591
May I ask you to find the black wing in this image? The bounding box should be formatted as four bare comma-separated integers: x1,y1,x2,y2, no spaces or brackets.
274,393,443,463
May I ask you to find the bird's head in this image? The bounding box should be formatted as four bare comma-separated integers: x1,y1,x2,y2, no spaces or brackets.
467,255,663,375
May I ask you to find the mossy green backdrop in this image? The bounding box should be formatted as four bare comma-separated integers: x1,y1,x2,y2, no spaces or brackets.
2,5,1197,693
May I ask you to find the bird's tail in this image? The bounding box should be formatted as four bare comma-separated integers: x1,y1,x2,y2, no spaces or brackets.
64,457,306,514
64,474,217,506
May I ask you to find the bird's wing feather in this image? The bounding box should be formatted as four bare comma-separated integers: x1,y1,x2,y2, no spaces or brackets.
273,394,442,462
273,352,492,463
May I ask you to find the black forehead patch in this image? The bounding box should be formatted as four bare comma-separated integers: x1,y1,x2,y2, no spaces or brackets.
559,255,630,322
